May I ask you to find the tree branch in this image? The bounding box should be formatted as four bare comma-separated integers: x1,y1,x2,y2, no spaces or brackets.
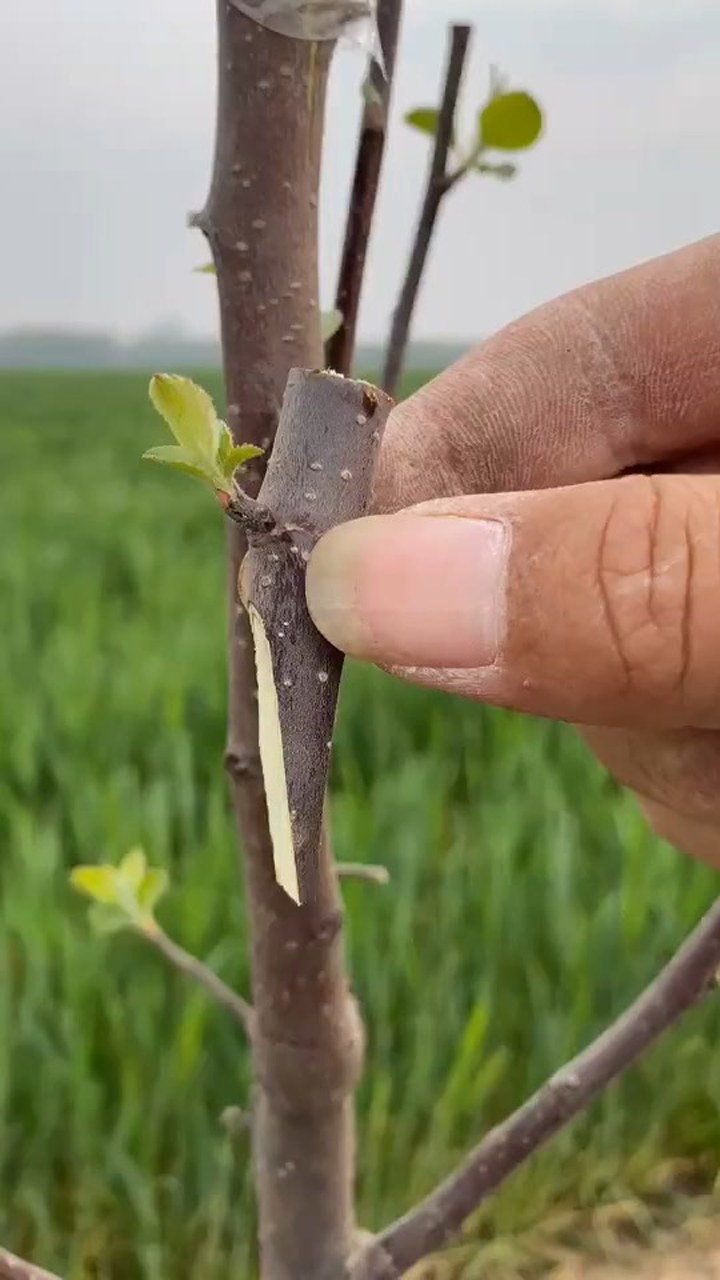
382,24,471,396
221,486,277,538
0,1249,62,1280
325,0,404,376
141,925,254,1035
240,370,392,905
337,862,390,887
352,893,720,1279
440,161,471,197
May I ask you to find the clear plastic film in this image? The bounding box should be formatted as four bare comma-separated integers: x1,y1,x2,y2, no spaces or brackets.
230,0,382,64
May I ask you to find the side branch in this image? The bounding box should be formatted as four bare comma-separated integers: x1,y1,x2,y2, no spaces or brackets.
325,0,404,375
221,487,277,538
338,862,390,886
142,925,254,1035
382,24,471,395
0,1249,62,1280
353,894,720,1279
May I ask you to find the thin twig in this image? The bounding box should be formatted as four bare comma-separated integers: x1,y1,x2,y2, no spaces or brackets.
0,1249,62,1280
220,486,277,537
141,925,254,1035
352,894,720,1279
441,162,471,196
325,0,404,375
382,24,471,396
338,862,390,886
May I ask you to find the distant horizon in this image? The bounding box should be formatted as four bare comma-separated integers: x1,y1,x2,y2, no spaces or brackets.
0,324,471,370
0,321,474,347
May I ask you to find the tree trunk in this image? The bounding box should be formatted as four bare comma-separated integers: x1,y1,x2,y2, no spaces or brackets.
197,9,363,1278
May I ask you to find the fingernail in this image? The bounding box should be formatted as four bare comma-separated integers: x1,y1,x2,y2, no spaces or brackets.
306,514,508,666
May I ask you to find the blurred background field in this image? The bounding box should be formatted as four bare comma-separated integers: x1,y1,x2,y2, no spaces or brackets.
2,369,720,1279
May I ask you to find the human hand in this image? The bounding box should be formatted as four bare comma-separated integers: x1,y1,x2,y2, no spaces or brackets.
306,236,720,866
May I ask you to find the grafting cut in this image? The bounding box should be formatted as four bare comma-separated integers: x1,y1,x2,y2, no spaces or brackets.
238,368,392,903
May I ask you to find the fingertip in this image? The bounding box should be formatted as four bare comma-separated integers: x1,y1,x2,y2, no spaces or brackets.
306,513,508,667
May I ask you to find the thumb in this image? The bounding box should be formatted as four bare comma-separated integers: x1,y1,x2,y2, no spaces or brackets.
306,474,720,729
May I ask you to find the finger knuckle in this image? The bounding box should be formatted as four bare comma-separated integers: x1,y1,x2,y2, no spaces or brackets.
595,477,693,698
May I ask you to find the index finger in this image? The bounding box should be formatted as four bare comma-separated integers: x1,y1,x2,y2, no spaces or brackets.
374,235,720,512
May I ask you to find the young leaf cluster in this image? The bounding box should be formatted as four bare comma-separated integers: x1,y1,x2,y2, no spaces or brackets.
70,847,168,935
406,79,543,184
143,374,263,495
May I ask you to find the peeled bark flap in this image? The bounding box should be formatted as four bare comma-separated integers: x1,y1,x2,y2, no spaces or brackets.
243,369,393,904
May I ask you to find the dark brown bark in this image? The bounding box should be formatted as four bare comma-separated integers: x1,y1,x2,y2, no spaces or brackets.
0,1251,61,1280
199,9,363,1278
352,893,720,1279
325,0,404,375
382,24,471,396
238,371,392,904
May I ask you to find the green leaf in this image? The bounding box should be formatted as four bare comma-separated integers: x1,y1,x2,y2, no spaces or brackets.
405,108,442,139
321,309,343,343
479,91,543,151
475,160,517,180
149,374,223,457
217,422,235,470
72,851,169,930
137,868,169,916
88,904,132,936
145,375,258,495
119,846,147,893
70,865,121,906
222,443,264,478
217,427,263,478
195,262,216,274
142,445,212,482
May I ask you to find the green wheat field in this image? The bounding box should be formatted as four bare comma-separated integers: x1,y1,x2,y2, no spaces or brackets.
2,370,720,1279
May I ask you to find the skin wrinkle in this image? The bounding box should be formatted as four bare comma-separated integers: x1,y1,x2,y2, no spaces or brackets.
595,494,633,692
647,474,661,632
559,292,640,475
600,474,693,704
680,502,694,702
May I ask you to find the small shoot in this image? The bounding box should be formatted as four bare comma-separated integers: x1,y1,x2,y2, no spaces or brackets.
475,160,517,181
405,76,543,187
70,846,169,936
194,262,217,274
144,374,263,497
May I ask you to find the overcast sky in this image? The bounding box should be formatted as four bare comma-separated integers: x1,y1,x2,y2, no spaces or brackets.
1,0,719,342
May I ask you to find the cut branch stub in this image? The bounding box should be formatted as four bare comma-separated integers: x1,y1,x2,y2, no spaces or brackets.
238,369,392,904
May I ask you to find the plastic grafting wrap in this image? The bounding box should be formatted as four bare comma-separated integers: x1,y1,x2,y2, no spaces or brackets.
230,0,381,58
